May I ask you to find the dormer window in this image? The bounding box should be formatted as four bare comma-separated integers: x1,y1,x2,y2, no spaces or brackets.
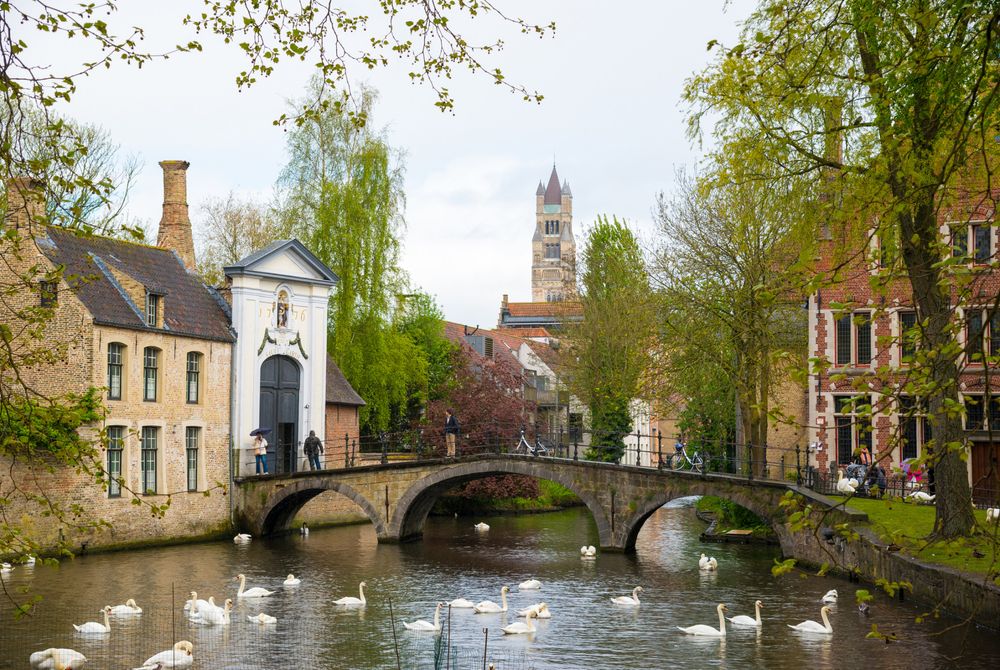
145,292,161,327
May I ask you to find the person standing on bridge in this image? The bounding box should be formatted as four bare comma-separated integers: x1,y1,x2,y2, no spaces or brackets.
304,430,324,470
253,433,269,475
444,409,460,458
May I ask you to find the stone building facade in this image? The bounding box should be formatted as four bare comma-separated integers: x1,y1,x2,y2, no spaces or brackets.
531,165,577,303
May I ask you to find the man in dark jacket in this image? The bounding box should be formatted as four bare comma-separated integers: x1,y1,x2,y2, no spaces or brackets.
444,409,459,457
304,430,324,470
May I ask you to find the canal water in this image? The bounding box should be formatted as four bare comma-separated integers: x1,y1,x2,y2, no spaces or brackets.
2,500,999,669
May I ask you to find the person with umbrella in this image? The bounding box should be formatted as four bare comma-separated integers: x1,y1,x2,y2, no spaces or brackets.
251,428,270,474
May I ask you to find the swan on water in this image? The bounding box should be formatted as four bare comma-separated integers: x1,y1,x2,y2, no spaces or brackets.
698,554,718,571
836,470,856,494
73,607,112,634
133,641,193,670
788,606,834,634
611,586,643,606
184,593,218,619
907,491,935,504
334,581,367,606
727,600,763,627
24,555,36,566
677,603,728,637
234,574,274,598
518,578,542,590
502,609,538,635
248,612,278,624
109,599,142,615
300,523,309,536
1,562,12,573
516,602,551,619
283,574,301,586
580,545,597,559
821,589,838,604
233,533,252,544
473,586,510,613
474,522,490,532
448,598,475,609
29,648,87,670
403,602,444,632
191,599,232,626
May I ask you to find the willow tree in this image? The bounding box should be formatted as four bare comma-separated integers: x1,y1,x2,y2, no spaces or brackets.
686,0,999,537
567,216,656,462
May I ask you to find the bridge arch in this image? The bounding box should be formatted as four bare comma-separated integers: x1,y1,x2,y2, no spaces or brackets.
388,459,612,545
256,476,384,536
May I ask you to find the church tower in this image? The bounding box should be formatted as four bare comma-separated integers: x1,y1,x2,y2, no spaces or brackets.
531,165,576,302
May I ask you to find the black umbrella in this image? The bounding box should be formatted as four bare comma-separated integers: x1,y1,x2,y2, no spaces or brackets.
250,427,272,437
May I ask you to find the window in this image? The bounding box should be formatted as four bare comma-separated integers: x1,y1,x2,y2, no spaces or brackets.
186,352,201,404
835,312,871,366
185,427,200,492
39,280,58,307
544,219,560,235
143,347,158,401
877,229,899,269
107,426,124,498
140,426,158,494
974,224,992,263
965,394,1000,431
107,343,124,400
544,243,560,259
964,309,1000,364
145,292,160,327
952,223,993,263
899,311,917,363
898,397,931,462
833,395,872,465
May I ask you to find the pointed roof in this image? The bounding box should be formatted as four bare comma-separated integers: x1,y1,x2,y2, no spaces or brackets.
224,239,339,286
543,165,562,205
561,180,572,197
535,181,545,196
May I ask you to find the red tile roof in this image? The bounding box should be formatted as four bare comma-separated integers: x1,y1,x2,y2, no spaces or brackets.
504,301,583,318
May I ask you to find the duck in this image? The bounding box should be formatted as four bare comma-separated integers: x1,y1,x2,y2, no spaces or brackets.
788,605,834,634
518,578,542,590
516,602,551,619
73,606,112,634
678,603,728,637
133,641,193,670
698,554,718,571
474,522,490,532
333,581,367,606
473,585,510,613
109,599,142,615
248,612,278,624
403,602,444,632
836,469,857,494
192,599,232,625
858,602,871,616
727,600,763,627
283,574,301,586
233,533,252,544
300,523,309,536
611,586,643,606
907,491,935,504
234,573,274,598
501,609,538,635
821,589,838,604
448,598,475,609
29,648,87,670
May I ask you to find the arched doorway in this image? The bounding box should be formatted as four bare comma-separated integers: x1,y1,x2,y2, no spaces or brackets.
260,355,300,474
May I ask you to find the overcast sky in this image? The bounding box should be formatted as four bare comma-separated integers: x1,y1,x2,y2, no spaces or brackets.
33,1,754,327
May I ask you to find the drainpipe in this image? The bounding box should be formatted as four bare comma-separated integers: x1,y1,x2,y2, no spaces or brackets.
228,335,237,530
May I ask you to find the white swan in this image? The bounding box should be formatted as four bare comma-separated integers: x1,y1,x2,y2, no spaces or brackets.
987,508,999,523
300,523,309,536
677,603,728,637
836,469,856,494
473,585,509,613
334,581,367,606
133,641,193,670
727,600,763,627
821,589,838,604
474,522,490,531
233,533,252,543
234,573,274,598
1,562,12,573
517,602,551,619
73,607,112,634
448,598,475,609
184,592,218,619
502,609,537,635
192,599,232,625
788,605,834,634
283,574,301,586
518,578,542,590
698,553,710,569
611,586,643,606
29,648,87,670
248,612,277,624
403,602,444,632
109,599,142,615
908,491,935,503
580,545,597,559
698,554,718,571
24,555,36,566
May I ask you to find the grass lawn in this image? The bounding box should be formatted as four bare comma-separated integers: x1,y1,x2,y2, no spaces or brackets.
829,495,999,583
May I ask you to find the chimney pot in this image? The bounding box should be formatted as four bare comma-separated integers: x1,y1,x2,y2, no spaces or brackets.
157,160,196,270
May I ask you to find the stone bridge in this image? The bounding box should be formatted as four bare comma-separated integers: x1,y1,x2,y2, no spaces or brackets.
232,455,852,552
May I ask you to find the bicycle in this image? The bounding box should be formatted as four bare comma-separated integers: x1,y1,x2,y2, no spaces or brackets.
513,428,547,457
671,442,703,473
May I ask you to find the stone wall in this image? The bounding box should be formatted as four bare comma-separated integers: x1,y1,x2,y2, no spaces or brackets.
292,491,369,527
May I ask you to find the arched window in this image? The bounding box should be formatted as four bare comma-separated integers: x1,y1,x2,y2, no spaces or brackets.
107,343,125,400
186,352,202,403
143,347,159,401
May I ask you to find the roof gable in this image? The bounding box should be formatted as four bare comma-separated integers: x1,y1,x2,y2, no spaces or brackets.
225,239,339,285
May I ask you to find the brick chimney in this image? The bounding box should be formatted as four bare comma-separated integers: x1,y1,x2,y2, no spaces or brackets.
4,177,46,231
157,160,196,270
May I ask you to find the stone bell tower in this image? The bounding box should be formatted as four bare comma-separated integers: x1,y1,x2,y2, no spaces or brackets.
531,164,576,302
